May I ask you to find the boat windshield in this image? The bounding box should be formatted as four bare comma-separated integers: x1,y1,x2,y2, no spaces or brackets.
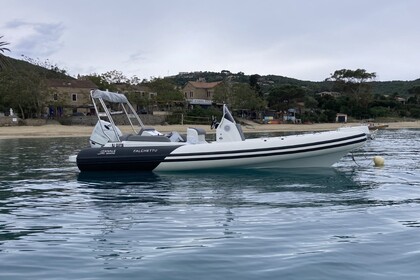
223,105,235,123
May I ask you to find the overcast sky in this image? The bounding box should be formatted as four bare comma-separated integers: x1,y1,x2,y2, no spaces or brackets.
1,0,419,81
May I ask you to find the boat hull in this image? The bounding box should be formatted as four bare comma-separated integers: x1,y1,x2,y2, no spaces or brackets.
76,129,368,172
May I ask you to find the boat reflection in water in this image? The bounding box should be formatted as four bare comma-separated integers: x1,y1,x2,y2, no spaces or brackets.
77,167,361,197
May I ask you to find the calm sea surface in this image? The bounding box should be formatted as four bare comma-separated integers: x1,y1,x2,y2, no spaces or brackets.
0,129,419,280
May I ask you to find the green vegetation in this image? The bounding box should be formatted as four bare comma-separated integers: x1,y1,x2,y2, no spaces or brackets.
1,43,420,122
0,36,11,71
213,81,266,112
0,54,69,118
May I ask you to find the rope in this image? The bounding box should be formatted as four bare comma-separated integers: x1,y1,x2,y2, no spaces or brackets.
351,152,372,168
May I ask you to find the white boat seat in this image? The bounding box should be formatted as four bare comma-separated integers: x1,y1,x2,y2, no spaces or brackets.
187,127,207,144
138,127,163,136
167,131,186,142
138,127,156,134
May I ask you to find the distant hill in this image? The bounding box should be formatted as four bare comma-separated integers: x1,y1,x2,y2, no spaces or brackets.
165,71,330,93
2,55,420,97
0,55,72,80
370,80,420,96
167,71,420,97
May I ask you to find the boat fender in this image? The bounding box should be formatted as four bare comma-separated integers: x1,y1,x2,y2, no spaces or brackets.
373,156,385,167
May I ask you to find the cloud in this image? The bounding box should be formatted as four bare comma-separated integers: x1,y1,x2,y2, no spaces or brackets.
1,0,419,81
4,19,65,58
126,51,149,63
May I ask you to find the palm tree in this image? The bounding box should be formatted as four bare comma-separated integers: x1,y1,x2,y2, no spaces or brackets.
0,35,11,70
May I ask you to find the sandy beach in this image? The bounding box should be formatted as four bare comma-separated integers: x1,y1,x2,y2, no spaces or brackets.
1,121,419,139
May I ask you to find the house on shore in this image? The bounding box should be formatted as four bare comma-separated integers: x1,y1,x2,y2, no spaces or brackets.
114,83,157,113
182,81,222,107
46,79,97,117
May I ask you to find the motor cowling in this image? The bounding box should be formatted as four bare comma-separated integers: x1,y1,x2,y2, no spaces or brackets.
90,120,122,147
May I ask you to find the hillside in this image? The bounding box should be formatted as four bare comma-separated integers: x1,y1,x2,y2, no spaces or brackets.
0,55,72,80
167,71,420,96
2,55,419,96
1,55,420,121
370,80,420,96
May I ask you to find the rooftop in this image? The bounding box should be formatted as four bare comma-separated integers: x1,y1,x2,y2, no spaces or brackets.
46,79,97,89
188,81,221,89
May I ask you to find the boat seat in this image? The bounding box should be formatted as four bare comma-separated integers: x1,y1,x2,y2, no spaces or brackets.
138,127,160,136
120,134,171,142
167,131,186,142
187,127,207,144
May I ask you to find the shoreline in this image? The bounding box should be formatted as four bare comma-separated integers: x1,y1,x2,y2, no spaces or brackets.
1,121,420,140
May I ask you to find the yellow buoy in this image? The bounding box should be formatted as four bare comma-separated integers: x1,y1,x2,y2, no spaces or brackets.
373,156,385,167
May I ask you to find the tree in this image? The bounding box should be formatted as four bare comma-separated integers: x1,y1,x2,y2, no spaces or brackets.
146,78,184,109
84,73,117,91
126,91,153,113
0,53,70,118
327,68,376,119
230,83,266,111
249,74,262,97
129,75,142,85
408,86,420,104
221,70,231,75
21,55,67,75
303,95,318,111
267,84,306,112
213,81,232,105
82,70,128,90
0,68,47,118
214,81,265,111
0,35,11,70
328,69,376,84
101,70,129,84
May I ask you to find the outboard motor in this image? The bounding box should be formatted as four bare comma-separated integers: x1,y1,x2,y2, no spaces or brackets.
90,120,122,147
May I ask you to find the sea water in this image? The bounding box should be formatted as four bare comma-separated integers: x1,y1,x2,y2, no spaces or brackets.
0,129,419,280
